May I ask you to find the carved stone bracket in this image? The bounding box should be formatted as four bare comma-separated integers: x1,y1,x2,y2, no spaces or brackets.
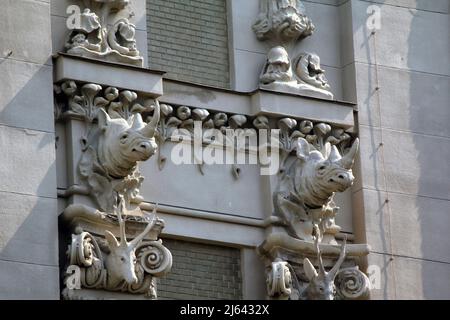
255,103,371,299
274,130,359,244
55,80,159,212
62,197,172,300
64,0,143,66
258,232,371,300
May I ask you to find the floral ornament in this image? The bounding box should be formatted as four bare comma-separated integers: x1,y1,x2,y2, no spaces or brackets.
299,120,313,134
214,113,228,130
114,169,145,207
104,86,119,101
277,118,304,172
253,115,270,130
108,90,139,120
55,81,78,120
60,82,104,122
57,82,153,124
313,122,332,151
176,106,195,132
229,115,247,129
82,84,105,122
176,106,191,120
192,108,209,122
326,128,352,154
147,103,173,171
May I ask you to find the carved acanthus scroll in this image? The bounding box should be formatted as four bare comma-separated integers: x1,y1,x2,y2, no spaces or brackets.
63,198,172,299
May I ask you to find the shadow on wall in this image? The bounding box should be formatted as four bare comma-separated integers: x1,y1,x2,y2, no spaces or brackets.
357,0,450,299
0,57,59,299
407,3,450,300
355,0,392,300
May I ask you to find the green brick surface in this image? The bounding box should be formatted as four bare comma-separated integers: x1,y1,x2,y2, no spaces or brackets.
147,0,230,88
157,239,243,300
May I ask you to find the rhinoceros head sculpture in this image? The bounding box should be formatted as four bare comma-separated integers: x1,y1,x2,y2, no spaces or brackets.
294,137,359,208
97,102,160,178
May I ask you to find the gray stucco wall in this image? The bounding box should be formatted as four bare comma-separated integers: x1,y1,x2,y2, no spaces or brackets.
0,0,59,299
349,0,450,299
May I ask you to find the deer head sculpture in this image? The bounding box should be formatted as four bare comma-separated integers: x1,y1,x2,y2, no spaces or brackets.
103,196,157,288
302,228,347,300
97,100,160,178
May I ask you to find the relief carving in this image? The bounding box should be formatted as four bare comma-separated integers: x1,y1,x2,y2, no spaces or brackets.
258,117,371,300
65,0,143,66
63,196,172,299
275,134,359,242
260,47,333,99
263,229,371,300
55,81,159,212
253,1,333,99
253,0,315,44
56,78,171,299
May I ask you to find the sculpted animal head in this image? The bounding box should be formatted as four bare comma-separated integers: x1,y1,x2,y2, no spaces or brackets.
303,231,346,300
294,137,359,208
97,102,160,178
104,197,157,287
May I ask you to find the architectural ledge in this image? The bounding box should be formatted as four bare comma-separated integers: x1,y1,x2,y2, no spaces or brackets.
53,53,165,97
161,80,355,129
258,233,370,260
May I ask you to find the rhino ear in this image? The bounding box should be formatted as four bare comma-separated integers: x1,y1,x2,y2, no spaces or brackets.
303,258,318,281
129,113,145,131
105,230,120,248
97,108,111,132
328,145,342,162
296,138,310,161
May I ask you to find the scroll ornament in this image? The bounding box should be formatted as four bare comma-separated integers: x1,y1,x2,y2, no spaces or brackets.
63,197,172,298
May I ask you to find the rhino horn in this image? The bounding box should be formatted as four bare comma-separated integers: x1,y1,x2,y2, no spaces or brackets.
338,138,359,169
140,100,160,138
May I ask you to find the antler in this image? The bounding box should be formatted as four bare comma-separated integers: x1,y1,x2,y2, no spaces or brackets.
328,235,347,279
129,204,158,249
115,195,128,247
313,225,326,276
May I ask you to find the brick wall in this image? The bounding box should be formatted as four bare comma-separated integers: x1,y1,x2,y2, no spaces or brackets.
147,0,230,88
157,239,243,300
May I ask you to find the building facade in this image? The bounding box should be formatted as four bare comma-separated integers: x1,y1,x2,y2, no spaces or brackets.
0,0,449,300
